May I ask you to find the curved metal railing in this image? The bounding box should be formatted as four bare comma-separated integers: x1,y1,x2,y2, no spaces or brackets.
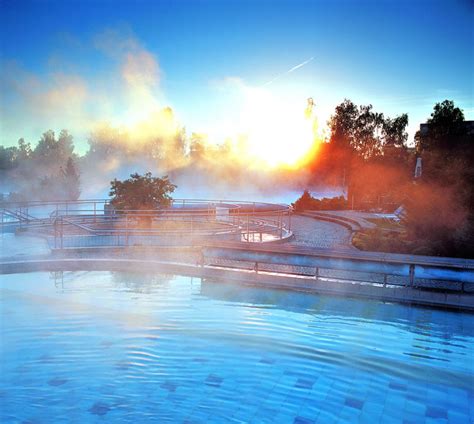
1,198,293,248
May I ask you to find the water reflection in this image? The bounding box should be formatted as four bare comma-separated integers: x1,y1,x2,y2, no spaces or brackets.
111,272,174,293
199,279,474,339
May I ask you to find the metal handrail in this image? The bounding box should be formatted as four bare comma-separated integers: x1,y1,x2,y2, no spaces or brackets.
202,243,474,289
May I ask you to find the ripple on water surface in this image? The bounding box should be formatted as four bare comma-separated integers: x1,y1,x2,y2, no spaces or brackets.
1,271,473,423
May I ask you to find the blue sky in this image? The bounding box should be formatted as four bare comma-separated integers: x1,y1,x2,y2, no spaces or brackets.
1,0,473,152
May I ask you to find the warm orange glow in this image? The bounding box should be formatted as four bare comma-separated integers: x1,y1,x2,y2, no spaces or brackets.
210,87,327,169
241,89,317,167
91,79,327,172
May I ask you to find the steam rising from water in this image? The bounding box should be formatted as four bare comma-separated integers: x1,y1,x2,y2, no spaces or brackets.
1,26,333,200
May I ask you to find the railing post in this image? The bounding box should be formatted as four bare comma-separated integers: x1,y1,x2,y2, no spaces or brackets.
247,213,250,242
60,217,63,250
125,215,129,247
279,213,283,239
315,267,319,280
53,218,57,249
409,264,415,287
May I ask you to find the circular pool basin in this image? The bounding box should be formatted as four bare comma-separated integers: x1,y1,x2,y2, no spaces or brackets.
1,271,473,423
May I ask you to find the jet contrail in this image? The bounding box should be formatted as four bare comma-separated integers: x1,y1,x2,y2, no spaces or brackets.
262,56,315,87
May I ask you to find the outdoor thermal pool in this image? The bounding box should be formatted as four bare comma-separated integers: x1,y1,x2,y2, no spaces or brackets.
1,271,473,423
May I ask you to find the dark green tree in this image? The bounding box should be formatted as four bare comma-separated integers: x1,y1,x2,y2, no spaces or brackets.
62,157,81,200
329,100,404,161
0,146,19,170
416,100,466,152
34,130,57,160
34,129,75,169
57,129,75,160
109,172,177,212
17,138,32,160
328,99,358,151
353,105,384,159
407,100,474,257
382,114,409,163
383,114,408,148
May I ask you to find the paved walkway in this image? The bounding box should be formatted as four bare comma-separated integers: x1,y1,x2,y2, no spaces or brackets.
1,215,357,261
288,215,354,250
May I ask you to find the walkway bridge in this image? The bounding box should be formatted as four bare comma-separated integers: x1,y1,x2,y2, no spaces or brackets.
1,198,293,247
2,199,474,303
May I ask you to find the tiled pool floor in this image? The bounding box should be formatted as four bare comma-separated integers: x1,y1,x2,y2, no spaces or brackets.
1,271,473,423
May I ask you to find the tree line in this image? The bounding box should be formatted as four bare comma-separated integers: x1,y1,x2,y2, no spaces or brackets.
0,129,80,201
1,99,473,257
298,99,473,258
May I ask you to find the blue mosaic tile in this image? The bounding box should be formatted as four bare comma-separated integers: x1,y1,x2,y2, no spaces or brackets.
39,354,54,363
161,381,177,392
405,399,426,417
447,410,470,423
205,374,223,387
115,360,130,370
407,393,424,402
48,377,68,386
345,397,364,410
389,381,407,391
425,405,447,419
380,416,401,424
295,378,315,389
260,358,276,364
315,410,338,424
339,405,362,422
89,401,111,416
294,416,315,424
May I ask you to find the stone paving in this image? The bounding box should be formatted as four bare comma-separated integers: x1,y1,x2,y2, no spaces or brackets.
288,215,355,250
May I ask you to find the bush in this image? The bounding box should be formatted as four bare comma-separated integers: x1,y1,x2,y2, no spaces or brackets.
292,190,347,211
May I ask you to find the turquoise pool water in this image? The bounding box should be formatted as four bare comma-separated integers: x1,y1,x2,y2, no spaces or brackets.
1,271,473,423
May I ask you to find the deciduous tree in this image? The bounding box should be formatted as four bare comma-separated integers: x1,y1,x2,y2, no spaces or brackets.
109,172,177,212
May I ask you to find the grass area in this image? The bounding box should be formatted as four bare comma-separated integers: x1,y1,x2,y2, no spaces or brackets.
352,228,416,254
365,218,402,231
352,218,409,253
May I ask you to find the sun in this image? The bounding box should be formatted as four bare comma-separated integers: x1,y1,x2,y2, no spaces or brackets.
240,88,320,168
